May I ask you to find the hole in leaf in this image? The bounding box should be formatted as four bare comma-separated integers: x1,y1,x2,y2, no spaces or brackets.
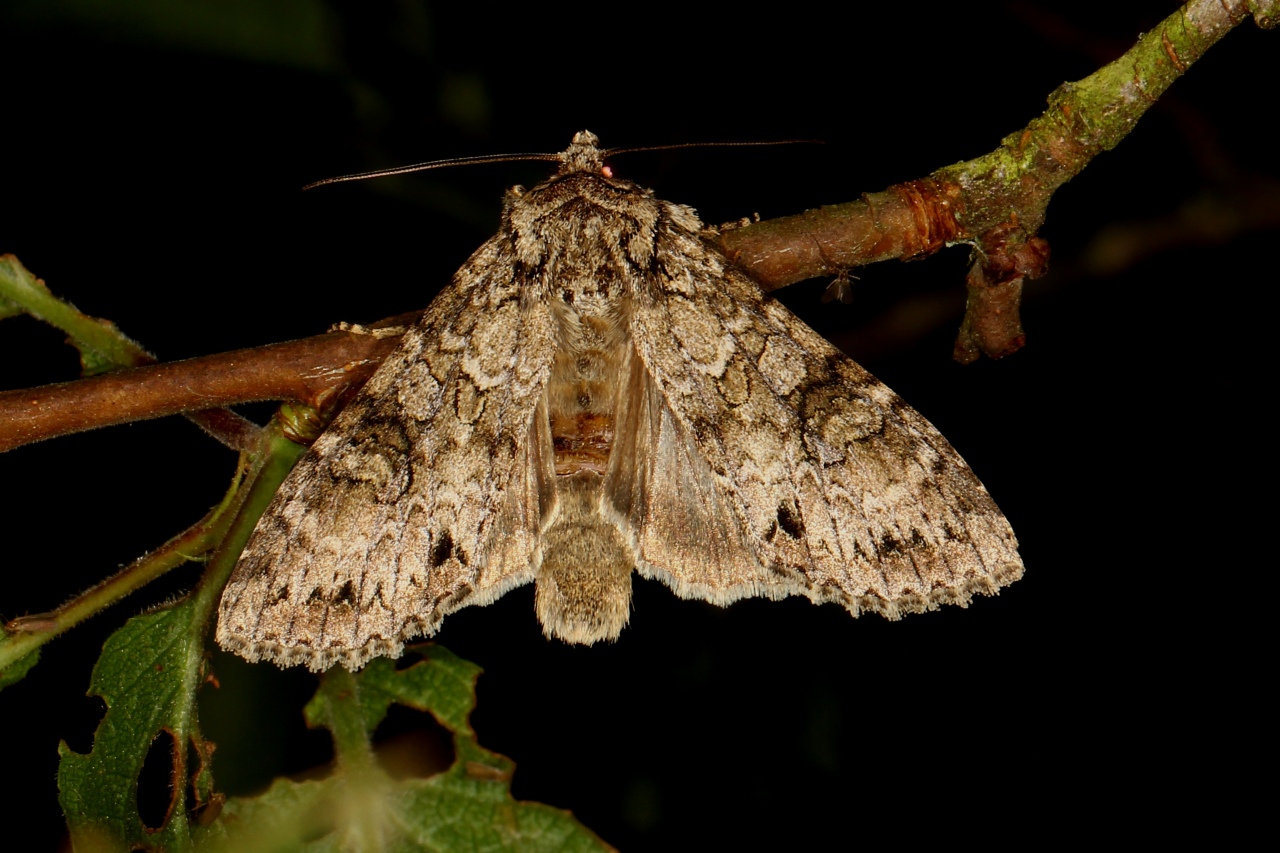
372,705,455,781
199,652,334,796
137,729,179,830
62,696,108,755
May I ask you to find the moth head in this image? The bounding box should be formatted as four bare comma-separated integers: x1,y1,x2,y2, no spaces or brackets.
559,130,607,177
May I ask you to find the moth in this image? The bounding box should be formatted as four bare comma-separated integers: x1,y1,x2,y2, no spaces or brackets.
217,131,1023,672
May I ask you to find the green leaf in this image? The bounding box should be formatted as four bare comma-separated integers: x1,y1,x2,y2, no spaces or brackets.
199,646,611,853
54,416,317,850
304,645,479,739
58,597,214,852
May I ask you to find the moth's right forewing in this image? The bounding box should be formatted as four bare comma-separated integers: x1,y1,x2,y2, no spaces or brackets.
623,209,1023,618
766,300,1024,609
217,235,558,671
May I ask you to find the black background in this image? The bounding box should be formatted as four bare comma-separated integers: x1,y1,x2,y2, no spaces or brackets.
1,2,1271,849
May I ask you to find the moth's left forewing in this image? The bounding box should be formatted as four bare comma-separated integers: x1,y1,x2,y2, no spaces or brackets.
218,234,559,670
623,202,1022,618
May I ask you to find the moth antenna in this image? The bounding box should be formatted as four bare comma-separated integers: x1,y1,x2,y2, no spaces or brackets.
604,139,824,158
305,139,823,190
303,151,563,191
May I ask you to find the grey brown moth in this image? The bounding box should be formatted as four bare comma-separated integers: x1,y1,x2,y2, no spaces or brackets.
216,131,1023,671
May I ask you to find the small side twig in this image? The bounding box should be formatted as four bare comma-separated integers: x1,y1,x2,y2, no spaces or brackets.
0,458,252,673
715,0,1273,360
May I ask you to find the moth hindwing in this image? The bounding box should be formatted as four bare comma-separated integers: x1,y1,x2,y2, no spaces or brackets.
216,130,1023,671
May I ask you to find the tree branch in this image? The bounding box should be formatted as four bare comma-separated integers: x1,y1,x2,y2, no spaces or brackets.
0,314,417,453
0,0,1272,452
715,0,1274,360
0,254,263,451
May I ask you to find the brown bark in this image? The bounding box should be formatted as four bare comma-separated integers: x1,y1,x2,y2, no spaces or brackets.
0,316,418,453
0,1,1272,453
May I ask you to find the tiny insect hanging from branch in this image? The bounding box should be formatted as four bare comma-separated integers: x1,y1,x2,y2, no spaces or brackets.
217,131,1023,672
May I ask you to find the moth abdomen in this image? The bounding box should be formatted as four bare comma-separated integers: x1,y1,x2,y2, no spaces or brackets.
536,472,634,645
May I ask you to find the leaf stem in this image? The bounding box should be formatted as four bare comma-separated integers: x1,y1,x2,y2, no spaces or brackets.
0,413,308,681
0,254,153,371
321,666,380,773
188,421,310,618
0,462,249,676
316,665,394,853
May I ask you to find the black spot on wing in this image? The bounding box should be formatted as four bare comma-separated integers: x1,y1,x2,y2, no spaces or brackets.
878,533,905,555
429,530,470,568
776,502,805,539
430,531,454,568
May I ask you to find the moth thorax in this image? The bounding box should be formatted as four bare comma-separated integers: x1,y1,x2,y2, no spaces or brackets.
536,472,633,645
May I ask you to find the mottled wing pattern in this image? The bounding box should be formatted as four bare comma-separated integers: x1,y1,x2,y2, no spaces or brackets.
622,202,1023,617
217,234,557,671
